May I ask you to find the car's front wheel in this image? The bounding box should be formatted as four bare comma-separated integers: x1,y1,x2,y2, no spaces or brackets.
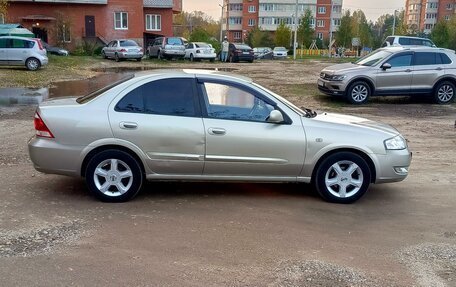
85,150,143,202
434,81,455,104
25,57,40,71
314,152,371,204
101,51,107,59
347,81,371,104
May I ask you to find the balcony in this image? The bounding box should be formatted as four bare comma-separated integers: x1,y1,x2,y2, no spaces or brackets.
143,0,173,8
11,0,107,3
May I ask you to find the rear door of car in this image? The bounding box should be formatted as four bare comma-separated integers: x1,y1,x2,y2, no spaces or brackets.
8,38,33,65
411,52,444,93
0,38,8,64
375,52,413,95
196,77,306,179
109,75,206,176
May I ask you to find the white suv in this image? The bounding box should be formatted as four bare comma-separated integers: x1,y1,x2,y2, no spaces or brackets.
381,36,436,48
0,36,48,70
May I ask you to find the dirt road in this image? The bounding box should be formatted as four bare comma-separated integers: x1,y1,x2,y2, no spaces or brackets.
0,60,455,286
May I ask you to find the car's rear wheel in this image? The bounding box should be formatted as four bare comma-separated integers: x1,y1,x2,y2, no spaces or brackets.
85,150,143,202
434,81,455,104
157,51,162,60
190,54,194,62
347,81,371,104
101,51,107,59
25,57,40,71
314,152,371,204
136,57,142,62
210,58,215,63
114,53,120,62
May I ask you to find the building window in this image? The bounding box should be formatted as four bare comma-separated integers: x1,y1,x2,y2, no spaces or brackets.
233,32,242,40
317,20,325,27
229,4,243,11
146,14,161,31
427,2,438,9
425,13,437,19
229,17,242,25
445,15,451,20
248,5,256,13
333,19,341,26
114,12,128,30
58,24,71,43
248,19,256,26
332,5,342,13
446,3,453,10
318,7,326,14
317,32,323,40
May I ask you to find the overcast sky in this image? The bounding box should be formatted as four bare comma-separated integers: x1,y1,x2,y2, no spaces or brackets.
183,0,407,22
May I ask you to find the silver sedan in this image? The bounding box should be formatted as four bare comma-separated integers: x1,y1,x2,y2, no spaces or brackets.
28,70,412,203
102,39,143,62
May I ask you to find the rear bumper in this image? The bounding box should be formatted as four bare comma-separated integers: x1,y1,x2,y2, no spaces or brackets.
194,53,217,59
119,52,143,59
163,50,185,57
28,136,83,177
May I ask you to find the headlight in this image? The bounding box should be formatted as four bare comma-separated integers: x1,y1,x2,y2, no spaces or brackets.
329,75,346,81
384,135,407,150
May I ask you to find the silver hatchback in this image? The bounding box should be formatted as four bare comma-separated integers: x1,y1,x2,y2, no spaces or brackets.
29,70,411,203
0,36,48,70
102,39,143,62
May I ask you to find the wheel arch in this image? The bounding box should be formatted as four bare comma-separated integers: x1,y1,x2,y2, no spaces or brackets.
80,144,146,177
310,148,377,184
346,77,376,95
433,76,456,92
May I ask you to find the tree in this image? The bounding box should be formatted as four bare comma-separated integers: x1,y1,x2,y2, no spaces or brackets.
246,27,273,48
351,10,372,48
174,11,219,40
297,9,315,48
430,20,450,48
189,27,221,53
335,10,353,48
0,0,8,21
275,21,291,48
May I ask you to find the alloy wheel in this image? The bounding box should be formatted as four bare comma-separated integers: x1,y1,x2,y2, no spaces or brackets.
324,160,364,198
437,85,454,103
351,84,368,103
93,159,133,197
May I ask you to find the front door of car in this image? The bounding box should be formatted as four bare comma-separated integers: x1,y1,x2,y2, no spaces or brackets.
109,77,205,176
375,52,413,94
411,52,444,92
197,79,306,179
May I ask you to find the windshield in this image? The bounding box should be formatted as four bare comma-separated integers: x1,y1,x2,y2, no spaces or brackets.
274,47,287,51
120,40,138,47
354,50,392,66
76,74,134,104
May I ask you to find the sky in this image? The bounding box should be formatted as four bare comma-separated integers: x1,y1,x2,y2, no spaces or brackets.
183,0,407,22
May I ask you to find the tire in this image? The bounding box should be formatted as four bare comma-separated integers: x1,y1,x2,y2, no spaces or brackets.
157,51,162,60
101,51,107,59
136,57,142,62
346,81,371,104
115,53,120,62
248,59,254,63
434,81,455,104
190,54,194,62
210,58,215,63
314,152,371,204
229,55,234,63
25,57,40,71
85,150,143,202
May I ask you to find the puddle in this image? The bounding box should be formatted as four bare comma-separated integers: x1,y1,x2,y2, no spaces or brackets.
0,67,238,107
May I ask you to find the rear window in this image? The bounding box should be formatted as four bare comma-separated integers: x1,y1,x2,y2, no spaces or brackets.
166,38,183,45
235,45,251,50
414,52,438,65
76,75,134,104
195,43,209,48
120,40,138,47
440,53,452,64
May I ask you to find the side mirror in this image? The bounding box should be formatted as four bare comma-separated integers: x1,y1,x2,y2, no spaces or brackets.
381,63,392,70
267,110,284,124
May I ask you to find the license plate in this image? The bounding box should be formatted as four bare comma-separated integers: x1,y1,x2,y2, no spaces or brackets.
318,80,325,87
243,52,249,55
204,50,210,54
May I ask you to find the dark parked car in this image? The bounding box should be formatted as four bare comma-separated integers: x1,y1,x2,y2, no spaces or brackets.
253,47,273,60
42,41,69,56
228,43,254,63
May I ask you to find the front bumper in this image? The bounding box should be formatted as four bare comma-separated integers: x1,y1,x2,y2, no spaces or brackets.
374,148,412,183
317,78,346,96
28,136,83,177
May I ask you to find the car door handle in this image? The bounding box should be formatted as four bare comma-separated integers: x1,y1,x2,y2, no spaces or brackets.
120,122,138,129
405,69,411,73
208,128,226,135
435,67,443,71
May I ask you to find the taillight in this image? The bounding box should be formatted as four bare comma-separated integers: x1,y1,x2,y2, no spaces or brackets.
34,38,44,50
119,49,127,52
235,49,241,54
34,112,54,138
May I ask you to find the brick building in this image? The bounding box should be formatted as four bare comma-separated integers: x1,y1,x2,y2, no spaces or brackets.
3,0,182,50
405,0,455,34
222,0,343,44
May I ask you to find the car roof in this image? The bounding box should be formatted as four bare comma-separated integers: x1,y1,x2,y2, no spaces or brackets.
134,69,252,83
380,46,452,53
0,35,36,40
390,35,433,40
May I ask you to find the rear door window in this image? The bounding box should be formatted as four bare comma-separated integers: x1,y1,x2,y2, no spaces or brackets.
413,52,437,65
115,78,198,117
11,39,34,48
398,38,410,45
0,38,8,48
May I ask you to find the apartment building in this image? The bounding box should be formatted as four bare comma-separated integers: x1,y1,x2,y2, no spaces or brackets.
4,0,182,50
223,0,343,44
405,0,455,34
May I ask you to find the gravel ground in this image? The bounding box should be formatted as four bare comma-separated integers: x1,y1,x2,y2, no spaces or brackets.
0,59,455,286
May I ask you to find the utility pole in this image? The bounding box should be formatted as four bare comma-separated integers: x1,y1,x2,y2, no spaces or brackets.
293,0,298,60
219,3,225,42
392,9,397,35
328,0,334,58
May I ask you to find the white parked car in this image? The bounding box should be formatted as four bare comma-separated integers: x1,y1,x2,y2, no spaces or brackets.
273,47,288,59
381,36,436,48
184,42,216,62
